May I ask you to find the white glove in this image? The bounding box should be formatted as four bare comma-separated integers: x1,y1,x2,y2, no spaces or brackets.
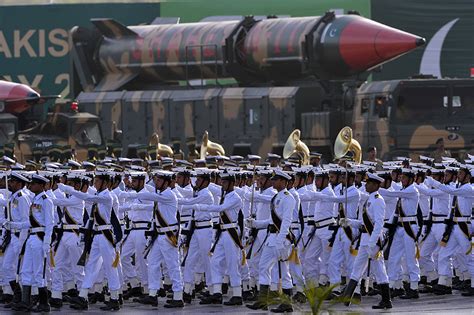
339,218,349,227
57,183,66,191
246,218,255,228
119,191,131,199
368,245,379,259
42,243,50,257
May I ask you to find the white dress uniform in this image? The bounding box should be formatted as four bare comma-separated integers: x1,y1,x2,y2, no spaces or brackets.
2,188,30,289
417,179,450,283
299,184,337,284
326,184,361,288
195,190,243,297
380,182,421,290
60,185,122,301
121,187,154,291
178,186,214,294
19,190,54,288
137,187,183,301
349,191,389,284
429,179,472,287
246,186,276,285
50,191,85,300
254,188,295,290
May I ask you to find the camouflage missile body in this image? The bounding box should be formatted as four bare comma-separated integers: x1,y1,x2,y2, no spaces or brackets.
84,12,424,91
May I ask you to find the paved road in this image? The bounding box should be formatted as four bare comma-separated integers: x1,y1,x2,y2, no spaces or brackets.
0,292,470,314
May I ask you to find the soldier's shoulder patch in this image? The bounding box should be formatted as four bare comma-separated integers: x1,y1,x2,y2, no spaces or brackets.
374,194,380,199
42,194,47,200
17,192,22,197
284,191,289,195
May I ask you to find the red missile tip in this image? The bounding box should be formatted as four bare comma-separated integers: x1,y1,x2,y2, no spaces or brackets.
339,18,425,71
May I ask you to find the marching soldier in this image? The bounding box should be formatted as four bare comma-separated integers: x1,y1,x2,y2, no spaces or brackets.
1,172,31,308
59,170,122,311
129,170,184,308
178,168,214,302
247,170,295,313
380,168,421,299
120,171,153,299
191,170,244,306
427,165,473,295
11,174,54,312
341,172,392,309
49,172,85,309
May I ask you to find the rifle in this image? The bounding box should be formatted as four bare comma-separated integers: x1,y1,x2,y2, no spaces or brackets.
77,205,96,266
440,193,457,246
245,166,258,259
383,206,399,260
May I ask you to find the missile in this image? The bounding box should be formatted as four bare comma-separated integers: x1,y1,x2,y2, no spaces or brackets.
76,12,425,91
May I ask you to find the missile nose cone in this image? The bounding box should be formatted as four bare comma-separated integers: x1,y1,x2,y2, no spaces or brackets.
338,17,425,72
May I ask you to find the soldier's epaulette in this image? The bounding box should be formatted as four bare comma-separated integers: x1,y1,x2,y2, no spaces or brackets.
42,194,47,200
375,194,380,198
284,191,289,195
17,192,22,197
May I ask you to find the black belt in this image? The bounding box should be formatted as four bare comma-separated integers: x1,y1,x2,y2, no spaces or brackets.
14,232,20,238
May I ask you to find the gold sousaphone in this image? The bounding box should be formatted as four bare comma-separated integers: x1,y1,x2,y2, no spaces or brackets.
149,133,174,158
334,126,362,163
283,129,310,165
200,130,225,159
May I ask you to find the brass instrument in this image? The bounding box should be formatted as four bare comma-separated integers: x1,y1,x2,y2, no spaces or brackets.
282,129,310,165
334,126,362,163
200,131,225,159
149,133,174,158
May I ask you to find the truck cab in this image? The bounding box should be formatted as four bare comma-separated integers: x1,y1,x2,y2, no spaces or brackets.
353,77,474,160
17,112,104,162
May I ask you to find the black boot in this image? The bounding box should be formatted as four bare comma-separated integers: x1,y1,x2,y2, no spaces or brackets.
271,288,293,313
164,299,184,308
0,293,12,304
31,287,50,312
247,284,269,310
400,288,419,299
222,282,229,295
12,285,31,311
224,296,243,306
391,287,405,298
5,280,21,309
433,284,452,295
136,295,158,307
372,283,392,309
49,297,62,309
69,296,88,310
293,291,307,303
199,293,222,305
183,291,193,304
123,286,142,300
100,299,120,311
341,279,358,306
461,287,474,296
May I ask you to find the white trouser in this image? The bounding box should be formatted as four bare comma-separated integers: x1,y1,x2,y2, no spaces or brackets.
302,227,332,284
248,229,266,282
148,235,182,292
210,232,241,287
351,245,389,284
182,228,212,285
81,234,120,291
387,225,420,283
2,234,21,283
419,224,444,279
121,230,148,286
51,232,84,294
258,240,292,290
328,228,355,285
20,235,47,288
438,225,472,278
